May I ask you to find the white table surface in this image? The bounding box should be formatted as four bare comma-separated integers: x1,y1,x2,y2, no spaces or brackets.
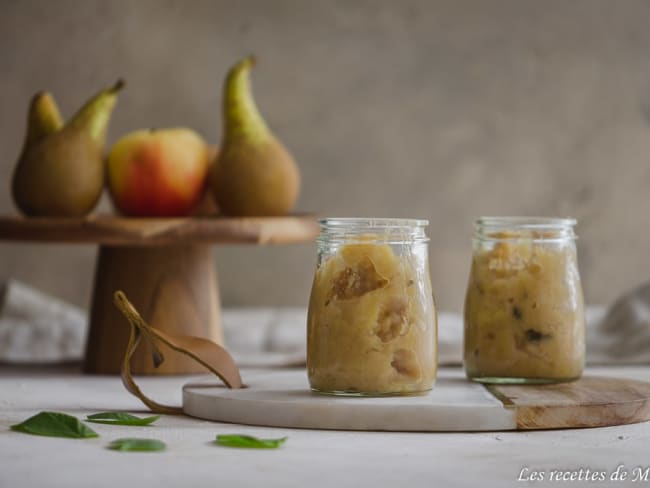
1,365,649,488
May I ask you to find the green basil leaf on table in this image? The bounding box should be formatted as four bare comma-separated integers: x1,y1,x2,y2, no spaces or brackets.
215,434,287,449
107,438,166,452
86,412,160,426
10,411,98,439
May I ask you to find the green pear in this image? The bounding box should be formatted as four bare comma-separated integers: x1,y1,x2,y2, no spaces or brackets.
11,80,124,217
211,57,300,216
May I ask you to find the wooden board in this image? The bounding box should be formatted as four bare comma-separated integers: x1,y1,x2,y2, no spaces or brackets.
182,369,650,431
486,376,650,429
0,214,319,246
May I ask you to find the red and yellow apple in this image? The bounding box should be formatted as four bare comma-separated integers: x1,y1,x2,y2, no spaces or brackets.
107,128,211,217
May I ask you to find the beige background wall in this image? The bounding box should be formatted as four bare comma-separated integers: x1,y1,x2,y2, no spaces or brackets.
1,0,650,312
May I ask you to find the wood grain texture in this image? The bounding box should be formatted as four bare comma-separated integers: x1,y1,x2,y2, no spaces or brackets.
84,244,223,375
0,214,319,246
488,376,650,430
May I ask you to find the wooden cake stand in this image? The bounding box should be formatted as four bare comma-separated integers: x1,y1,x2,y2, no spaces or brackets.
0,215,319,375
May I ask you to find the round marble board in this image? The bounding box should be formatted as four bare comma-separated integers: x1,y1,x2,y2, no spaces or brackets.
183,369,650,432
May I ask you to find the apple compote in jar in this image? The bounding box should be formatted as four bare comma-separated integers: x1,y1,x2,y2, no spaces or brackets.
307,218,437,396
464,217,585,384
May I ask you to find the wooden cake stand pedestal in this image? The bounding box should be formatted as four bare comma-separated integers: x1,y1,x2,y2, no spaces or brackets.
0,215,318,375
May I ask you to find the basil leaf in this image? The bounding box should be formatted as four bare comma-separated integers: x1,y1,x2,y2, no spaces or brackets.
10,411,98,439
107,438,166,452
215,434,287,449
86,412,160,426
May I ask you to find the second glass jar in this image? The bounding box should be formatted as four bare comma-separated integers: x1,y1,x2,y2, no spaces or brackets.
463,217,585,384
307,218,437,396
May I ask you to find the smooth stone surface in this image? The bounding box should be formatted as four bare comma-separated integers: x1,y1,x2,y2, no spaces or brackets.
183,369,517,431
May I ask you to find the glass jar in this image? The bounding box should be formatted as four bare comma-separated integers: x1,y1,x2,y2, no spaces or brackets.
463,217,585,384
307,218,437,396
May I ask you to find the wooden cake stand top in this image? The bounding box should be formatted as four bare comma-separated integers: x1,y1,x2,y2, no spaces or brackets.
0,214,320,246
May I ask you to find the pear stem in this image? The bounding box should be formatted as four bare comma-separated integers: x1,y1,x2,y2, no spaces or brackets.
222,56,271,143
111,79,126,93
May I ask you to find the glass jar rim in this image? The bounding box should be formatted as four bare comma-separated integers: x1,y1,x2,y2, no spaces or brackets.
476,216,576,229
317,217,429,244
474,216,577,242
319,217,429,228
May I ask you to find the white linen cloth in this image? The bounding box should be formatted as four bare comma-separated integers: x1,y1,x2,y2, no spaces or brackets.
1,279,650,366
0,280,86,362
